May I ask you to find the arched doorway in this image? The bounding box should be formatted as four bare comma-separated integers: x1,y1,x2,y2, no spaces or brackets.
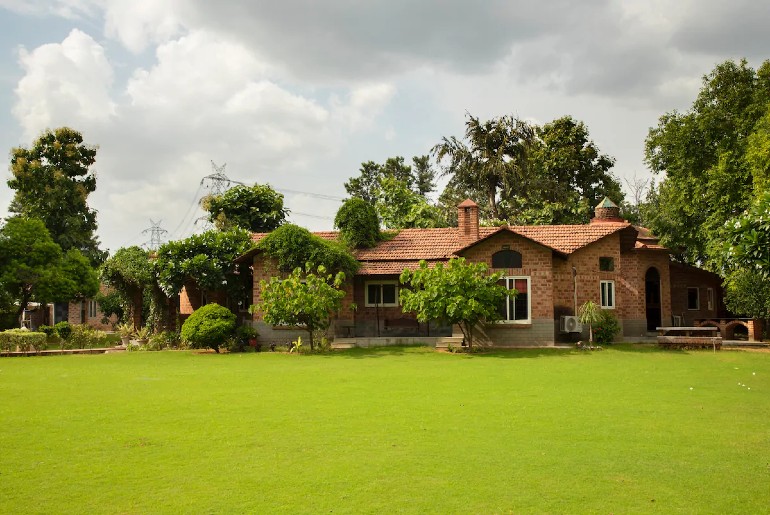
645,267,661,331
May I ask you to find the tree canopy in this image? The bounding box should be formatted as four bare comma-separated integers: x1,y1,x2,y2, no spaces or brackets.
201,183,288,232
154,229,253,298
254,265,346,350
334,197,381,248
100,246,155,326
256,224,358,277
434,113,621,224
399,258,506,349
0,217,98,325
643,59,770,267
7,127,104,264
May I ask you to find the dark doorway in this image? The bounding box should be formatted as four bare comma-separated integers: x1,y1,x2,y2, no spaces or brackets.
645,268,661,331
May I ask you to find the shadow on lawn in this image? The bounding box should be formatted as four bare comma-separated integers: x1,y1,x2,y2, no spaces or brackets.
331,342,683,359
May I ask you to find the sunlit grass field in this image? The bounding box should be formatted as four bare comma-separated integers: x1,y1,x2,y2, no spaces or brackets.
1,345,768,513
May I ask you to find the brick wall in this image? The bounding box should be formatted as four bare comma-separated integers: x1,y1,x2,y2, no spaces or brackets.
66,284,118,330
669,263,724,325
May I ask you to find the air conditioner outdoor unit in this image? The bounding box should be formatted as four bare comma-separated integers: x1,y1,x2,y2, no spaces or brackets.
560,315,583,333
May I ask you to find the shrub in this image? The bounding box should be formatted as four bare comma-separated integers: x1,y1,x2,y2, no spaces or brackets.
37,325,57,338
0,329,47,353
334,197,381,248
594,311,621,345
69,324,109,349
149,330,181,350
180,303,236,353
54,321,72,340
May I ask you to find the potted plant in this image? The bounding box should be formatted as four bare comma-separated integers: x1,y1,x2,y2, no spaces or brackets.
236,325,260,351
133,326,151,345
117,322,133,347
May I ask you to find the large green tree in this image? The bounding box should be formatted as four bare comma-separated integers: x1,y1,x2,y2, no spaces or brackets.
344,155,444,229
154,229,253,300
0,217,98,325
644,59,770,267
254,265,346,350
256,224,358,277
434,114,534,221
7,127,104,264
399,258,506,349
100,246,155,328
334,197,381,248
202,183,288,232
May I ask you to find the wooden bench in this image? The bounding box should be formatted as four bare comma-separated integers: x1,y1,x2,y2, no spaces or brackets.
657,326,722,351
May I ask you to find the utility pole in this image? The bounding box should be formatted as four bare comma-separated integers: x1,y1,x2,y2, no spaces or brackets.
143,219,168,251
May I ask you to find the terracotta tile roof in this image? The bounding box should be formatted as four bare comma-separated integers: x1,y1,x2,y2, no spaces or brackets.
358,260,446,276
243,221,668,271
508,223,631,254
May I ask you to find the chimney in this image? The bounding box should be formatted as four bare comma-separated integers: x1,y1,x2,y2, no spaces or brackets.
457,199,479,241
591,197,623,223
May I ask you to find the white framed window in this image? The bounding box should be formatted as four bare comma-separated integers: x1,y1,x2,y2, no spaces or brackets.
706,288,714,311
88,299,98,318
498,276,531,323
600,280,615,309
687,287,700,310
365,281,399,307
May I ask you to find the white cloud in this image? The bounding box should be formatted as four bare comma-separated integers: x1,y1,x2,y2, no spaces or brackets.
13,28,115,140
102,0,184,53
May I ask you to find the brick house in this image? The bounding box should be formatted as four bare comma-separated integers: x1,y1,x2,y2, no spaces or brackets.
238,198,726,347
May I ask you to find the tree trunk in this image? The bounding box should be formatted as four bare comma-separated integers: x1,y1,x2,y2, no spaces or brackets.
307,327,314,351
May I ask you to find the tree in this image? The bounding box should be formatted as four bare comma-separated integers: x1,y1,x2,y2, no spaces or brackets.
723,191,770,279
202,183,288,232
254,265,346,350
180,303,236,353
256,224,358,277
724,269,770,319
100,246,155,328
577,300,602,344
644,59,770,267
155,229,253,300
375,176,447,229
399,258,506,349
517,116,621,224
334,197,381,248
434,114,535,220
0,217,98,326
7,127,104,264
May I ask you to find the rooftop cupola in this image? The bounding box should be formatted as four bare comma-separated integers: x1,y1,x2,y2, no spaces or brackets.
591,197,624,223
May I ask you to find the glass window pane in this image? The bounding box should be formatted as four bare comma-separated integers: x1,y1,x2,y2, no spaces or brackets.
382,284,396,304
367,285,379,304
514,292,528,320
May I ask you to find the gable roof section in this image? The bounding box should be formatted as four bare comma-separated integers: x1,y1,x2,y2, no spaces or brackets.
240,222,667,273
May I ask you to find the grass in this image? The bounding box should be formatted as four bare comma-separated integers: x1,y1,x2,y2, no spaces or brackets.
1,344,768,514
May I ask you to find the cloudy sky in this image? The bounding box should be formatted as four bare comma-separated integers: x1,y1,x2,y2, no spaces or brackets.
1,0,769,254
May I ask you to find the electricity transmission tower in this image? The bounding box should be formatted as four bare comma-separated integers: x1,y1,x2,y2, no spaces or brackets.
143,219,168,251
195,161,245,230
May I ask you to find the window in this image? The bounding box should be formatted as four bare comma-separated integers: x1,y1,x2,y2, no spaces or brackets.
88,300,98,318
492,249,522,269
599,257,614,271
600,280,615,309
498,276,530,323
707,288,714,311
687,287,700,310
365,281,399,307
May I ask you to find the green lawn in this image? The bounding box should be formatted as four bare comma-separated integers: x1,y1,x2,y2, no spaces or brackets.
1,345,768,514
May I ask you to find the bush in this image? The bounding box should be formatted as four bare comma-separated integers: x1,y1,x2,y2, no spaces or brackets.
37,325,57,338
334,197,381,248
148,330,181,351
0,329,47,353
69,324,109,349
594,311,621,345
180,303,236,353
54,321,72,340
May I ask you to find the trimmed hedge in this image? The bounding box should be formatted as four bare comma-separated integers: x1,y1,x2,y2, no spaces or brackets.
0,329,47,353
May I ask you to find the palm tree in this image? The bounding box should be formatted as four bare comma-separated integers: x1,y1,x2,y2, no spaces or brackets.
433,113,534,220
578,300,602,344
